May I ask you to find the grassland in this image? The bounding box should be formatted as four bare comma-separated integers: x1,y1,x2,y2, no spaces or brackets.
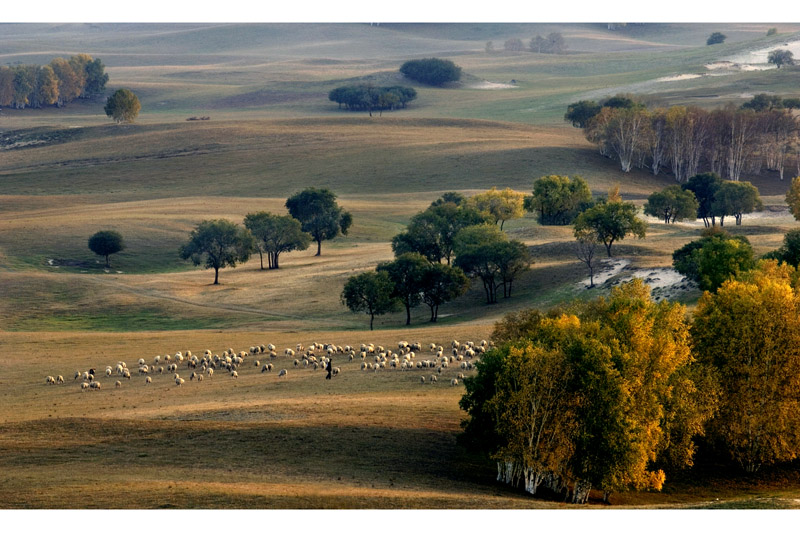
2,23,800,509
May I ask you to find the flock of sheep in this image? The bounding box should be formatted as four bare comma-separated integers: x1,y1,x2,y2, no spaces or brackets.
44,339,492,393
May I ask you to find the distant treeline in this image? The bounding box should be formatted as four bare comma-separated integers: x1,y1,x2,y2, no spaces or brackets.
568,94,800,181
0,54,108,109
328,85,417,114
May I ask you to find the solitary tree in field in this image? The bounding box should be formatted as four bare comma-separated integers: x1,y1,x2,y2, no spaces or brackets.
104,88,140,124
706,32,726,45
88,230,125,268
285,188,352,256
573,200,646,257
243,212,311,269
341,270,399,330
467,187,526,230
179,219,254,285
644,185,699,224
399,58,461,86
768,49,794,69
712,180,763,226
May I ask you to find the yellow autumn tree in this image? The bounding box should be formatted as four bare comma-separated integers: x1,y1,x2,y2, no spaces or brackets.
467,187,525,230
691,260,800,473
463,280,711,503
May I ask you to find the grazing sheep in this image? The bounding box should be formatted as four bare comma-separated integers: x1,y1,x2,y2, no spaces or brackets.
158,366,164,374
451,378,459,386
278,369,287,377
90,381,101,390
138,358,145,366
115,380,122,388
197,374,204,382
420,376,426,384
176,377,185,386
254,360,260,368
361,362,367,371
56,375,64,384
46,376,55,385
145,376,152,384
430,375,437,383
457,373,465,380
206,368,214,378
231,370,238,378
333,367,341,376
154,355,161,365
81,382,90,390
294,359,300,367
105,368,113,377
82,371,90,381
123,369,131,380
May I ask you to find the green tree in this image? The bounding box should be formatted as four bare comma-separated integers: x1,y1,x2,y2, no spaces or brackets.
104,88,141,124
392,201,490,265
377,252,429,326
88,230,125,268
526,174,593,225
682,172,723,227
573,200,646,257
285,188,352,256
341,270,399,330
179,219,254,285
762,228,800,267
564,100,601,128
399,58,461,86
706,32,726,45
691,261,800,473
467,187,526,230
741,93,783,112
644,185,699,224
711,180,762,226
243,212,311,270
786,176,800,221
419,262,469,322
504,38,524,52
453,224,531,304
768,49,794,69
672,228,755,292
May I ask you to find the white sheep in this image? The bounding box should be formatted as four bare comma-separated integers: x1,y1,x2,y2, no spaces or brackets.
420,376,426,384
138,358,145,366
430,375,437,383
90,381,101,390
278,369,287,377
333,367,341,376
46,376,55,385
115,380,122,388
451,378,459,386
197,374,204,382
175,377,185,386
145,376,152,384
254,360,260,368
56,375,64,384
105,368,113,377
206,368,214,378
231,370,238,378
81,382,90,390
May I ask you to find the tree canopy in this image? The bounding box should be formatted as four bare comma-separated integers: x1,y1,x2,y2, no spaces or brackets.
682,172,723,227
399,58,461,86
88,230,125,268
573,199,646,257
644,185,699,224
328,85,416,115
377,252,429,326
706,32,726,45
0,53,107,109
104,88,141,124
672,228,755,292
243,212,311,269
461,281,713,503
285,188,352,256
768,49,794,69
453,224,531,304
341,270,398,330
711,180,762,226
692,261,800,473
179,219,254,285
526,175,593,225
467,187,526,230
419,262,469,322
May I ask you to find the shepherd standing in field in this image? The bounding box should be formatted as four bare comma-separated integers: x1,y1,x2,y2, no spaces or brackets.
326,359,333,380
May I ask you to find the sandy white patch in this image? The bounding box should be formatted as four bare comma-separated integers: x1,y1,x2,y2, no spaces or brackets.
469,81,518,90
655,74,702,82
579,258,629,288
